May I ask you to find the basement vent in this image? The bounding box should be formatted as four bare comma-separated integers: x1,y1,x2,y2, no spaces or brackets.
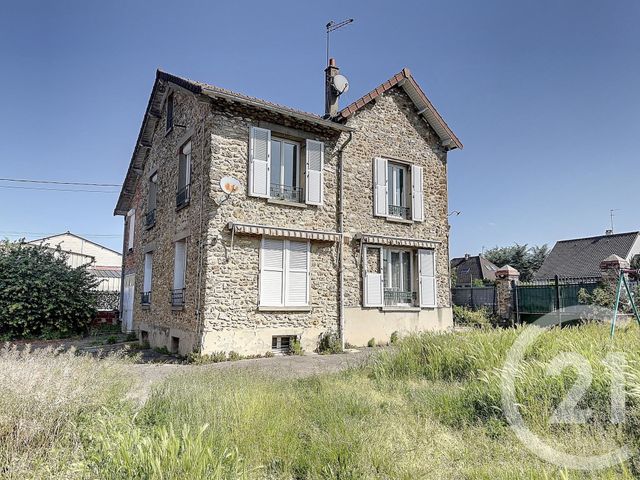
271,335,295,355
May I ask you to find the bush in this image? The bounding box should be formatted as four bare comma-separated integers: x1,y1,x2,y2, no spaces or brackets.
105,335,118,345
288,339,303,356
228,351,242,361
367,338,376,348
264,351,275,358
187,351,227,364
390,331,399,345
452,305,494,328
317,331,343,354
0,241,98,339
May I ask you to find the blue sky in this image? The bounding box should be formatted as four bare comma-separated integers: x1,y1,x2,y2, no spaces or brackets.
0,0,638,256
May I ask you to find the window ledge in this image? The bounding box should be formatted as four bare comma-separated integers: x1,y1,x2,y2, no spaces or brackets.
267,198,308,209
141,304,151,310
258,306,312,312
171,305,185,312
386,217,413,225
145,223,156,231
381,306,421,312
176,200,190,212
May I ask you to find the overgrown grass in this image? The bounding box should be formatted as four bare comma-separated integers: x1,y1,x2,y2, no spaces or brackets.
3,324,640,478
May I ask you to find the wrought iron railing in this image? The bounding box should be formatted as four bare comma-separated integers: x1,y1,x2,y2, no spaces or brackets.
141,291,152,305
176,184,190,208
145,209,156,228
384,289,416,306
388,204,410,219
171,288,185,307
270,183,304,203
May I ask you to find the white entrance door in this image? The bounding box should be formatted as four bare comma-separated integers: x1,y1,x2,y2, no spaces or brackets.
122,274,135,332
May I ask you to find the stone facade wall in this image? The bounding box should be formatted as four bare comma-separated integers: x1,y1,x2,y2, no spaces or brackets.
200,102,342,353
340,88,452,310
128,88,211,354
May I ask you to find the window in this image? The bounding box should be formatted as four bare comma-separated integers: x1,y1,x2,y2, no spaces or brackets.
176,141,191,208
373,158,424,222
259,238,310,307
272,335,295,354
126,209,135,251
141,252,153,305
270,137,302,202
248,126,324,206
172,240,187,306
166,93,174,132
387,163,410,219
363,247,436,308
145,173,157,228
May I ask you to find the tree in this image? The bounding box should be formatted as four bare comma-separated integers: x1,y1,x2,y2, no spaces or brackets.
484,243,549,282
0,240,98,339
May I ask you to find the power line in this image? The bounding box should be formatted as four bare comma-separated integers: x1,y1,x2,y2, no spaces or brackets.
0,185,118,193
0,177,121,187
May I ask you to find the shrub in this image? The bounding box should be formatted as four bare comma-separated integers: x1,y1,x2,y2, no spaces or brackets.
367,338,376,348
228,351,242,361
289,339,303,356
105,335,118,345
390,331,399,345
0,240,98,339
125,332,138,342
187,351,227,364
452,305,494,328
264,351,275,358
317,331,343,354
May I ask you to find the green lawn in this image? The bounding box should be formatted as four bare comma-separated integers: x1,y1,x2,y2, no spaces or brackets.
2,323,640,479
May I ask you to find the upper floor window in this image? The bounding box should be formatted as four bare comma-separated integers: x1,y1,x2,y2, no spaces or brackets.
374,157,424,222
166,93,174,132
248,126,324,206
270,138,302,203
176,141,191,209
145,173,157,228
141,251,153,305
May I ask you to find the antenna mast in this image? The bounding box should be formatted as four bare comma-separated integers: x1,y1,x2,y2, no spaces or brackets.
326,18,354,64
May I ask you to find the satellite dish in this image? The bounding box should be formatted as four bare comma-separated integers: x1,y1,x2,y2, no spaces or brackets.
220,176,241,195
332,74,350,95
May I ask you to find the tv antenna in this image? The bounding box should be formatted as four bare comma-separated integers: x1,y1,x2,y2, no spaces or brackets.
610,209,620,233
326,18,354,64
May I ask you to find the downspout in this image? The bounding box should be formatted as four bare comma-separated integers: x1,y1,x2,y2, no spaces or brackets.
337,131,352,350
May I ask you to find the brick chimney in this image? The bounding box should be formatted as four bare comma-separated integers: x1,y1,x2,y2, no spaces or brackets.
324,58,340,118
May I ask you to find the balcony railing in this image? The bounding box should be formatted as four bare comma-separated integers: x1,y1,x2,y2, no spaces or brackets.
141,291,152,305
176,184,191,209
384,288,416,306
270,183,304,203
171,288,185,307
388,204,410,220
144,209,156,228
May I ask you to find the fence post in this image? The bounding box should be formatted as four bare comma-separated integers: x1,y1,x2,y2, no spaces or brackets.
554,275,561,312
495,265,520,325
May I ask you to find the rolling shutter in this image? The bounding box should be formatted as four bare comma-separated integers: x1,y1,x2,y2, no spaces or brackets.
418,249,437,307
259,238,284,306
249,126,271,198
286,240,310,305
373,157,388,217
411,165,424,222
305,140,324,206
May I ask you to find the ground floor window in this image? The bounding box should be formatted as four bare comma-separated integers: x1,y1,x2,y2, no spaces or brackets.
363,246,436,308
259,238,310,307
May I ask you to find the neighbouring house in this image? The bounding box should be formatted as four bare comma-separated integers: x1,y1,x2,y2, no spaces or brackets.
450,254,499,287
535,231,640,280
113,59,462,356
28,232,123,316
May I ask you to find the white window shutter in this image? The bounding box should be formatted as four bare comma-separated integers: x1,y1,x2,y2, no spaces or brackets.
259,238,284,306
411,165,424,222
364,272,384,307
373,157,388,217
286,240,310,305
249,126,271,198
305,140,324,206
127,209,135,249
418,249,437,307
173,241,187,290
143,253,153,292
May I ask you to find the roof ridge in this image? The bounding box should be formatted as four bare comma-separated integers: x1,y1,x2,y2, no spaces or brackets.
556,231,640,243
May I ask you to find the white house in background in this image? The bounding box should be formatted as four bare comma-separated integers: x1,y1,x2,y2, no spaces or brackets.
28,232,122,292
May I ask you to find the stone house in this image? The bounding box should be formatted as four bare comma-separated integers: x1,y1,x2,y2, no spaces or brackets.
114,60,462,356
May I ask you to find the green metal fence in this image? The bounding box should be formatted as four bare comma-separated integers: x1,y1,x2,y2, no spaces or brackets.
515,276,600,316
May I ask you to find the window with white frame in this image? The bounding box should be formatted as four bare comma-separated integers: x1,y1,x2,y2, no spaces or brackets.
142,252,153,305
177,141,191,208
374,157,424,222
126,209,135,251
172,240,187,306
363,246,436,308
259,238,310,307
248,126,324,206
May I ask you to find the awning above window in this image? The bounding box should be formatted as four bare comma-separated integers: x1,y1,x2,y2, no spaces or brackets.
355,233,440,249
228,222,340,242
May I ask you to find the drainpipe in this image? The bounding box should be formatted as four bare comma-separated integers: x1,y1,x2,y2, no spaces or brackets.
337,131,352,350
